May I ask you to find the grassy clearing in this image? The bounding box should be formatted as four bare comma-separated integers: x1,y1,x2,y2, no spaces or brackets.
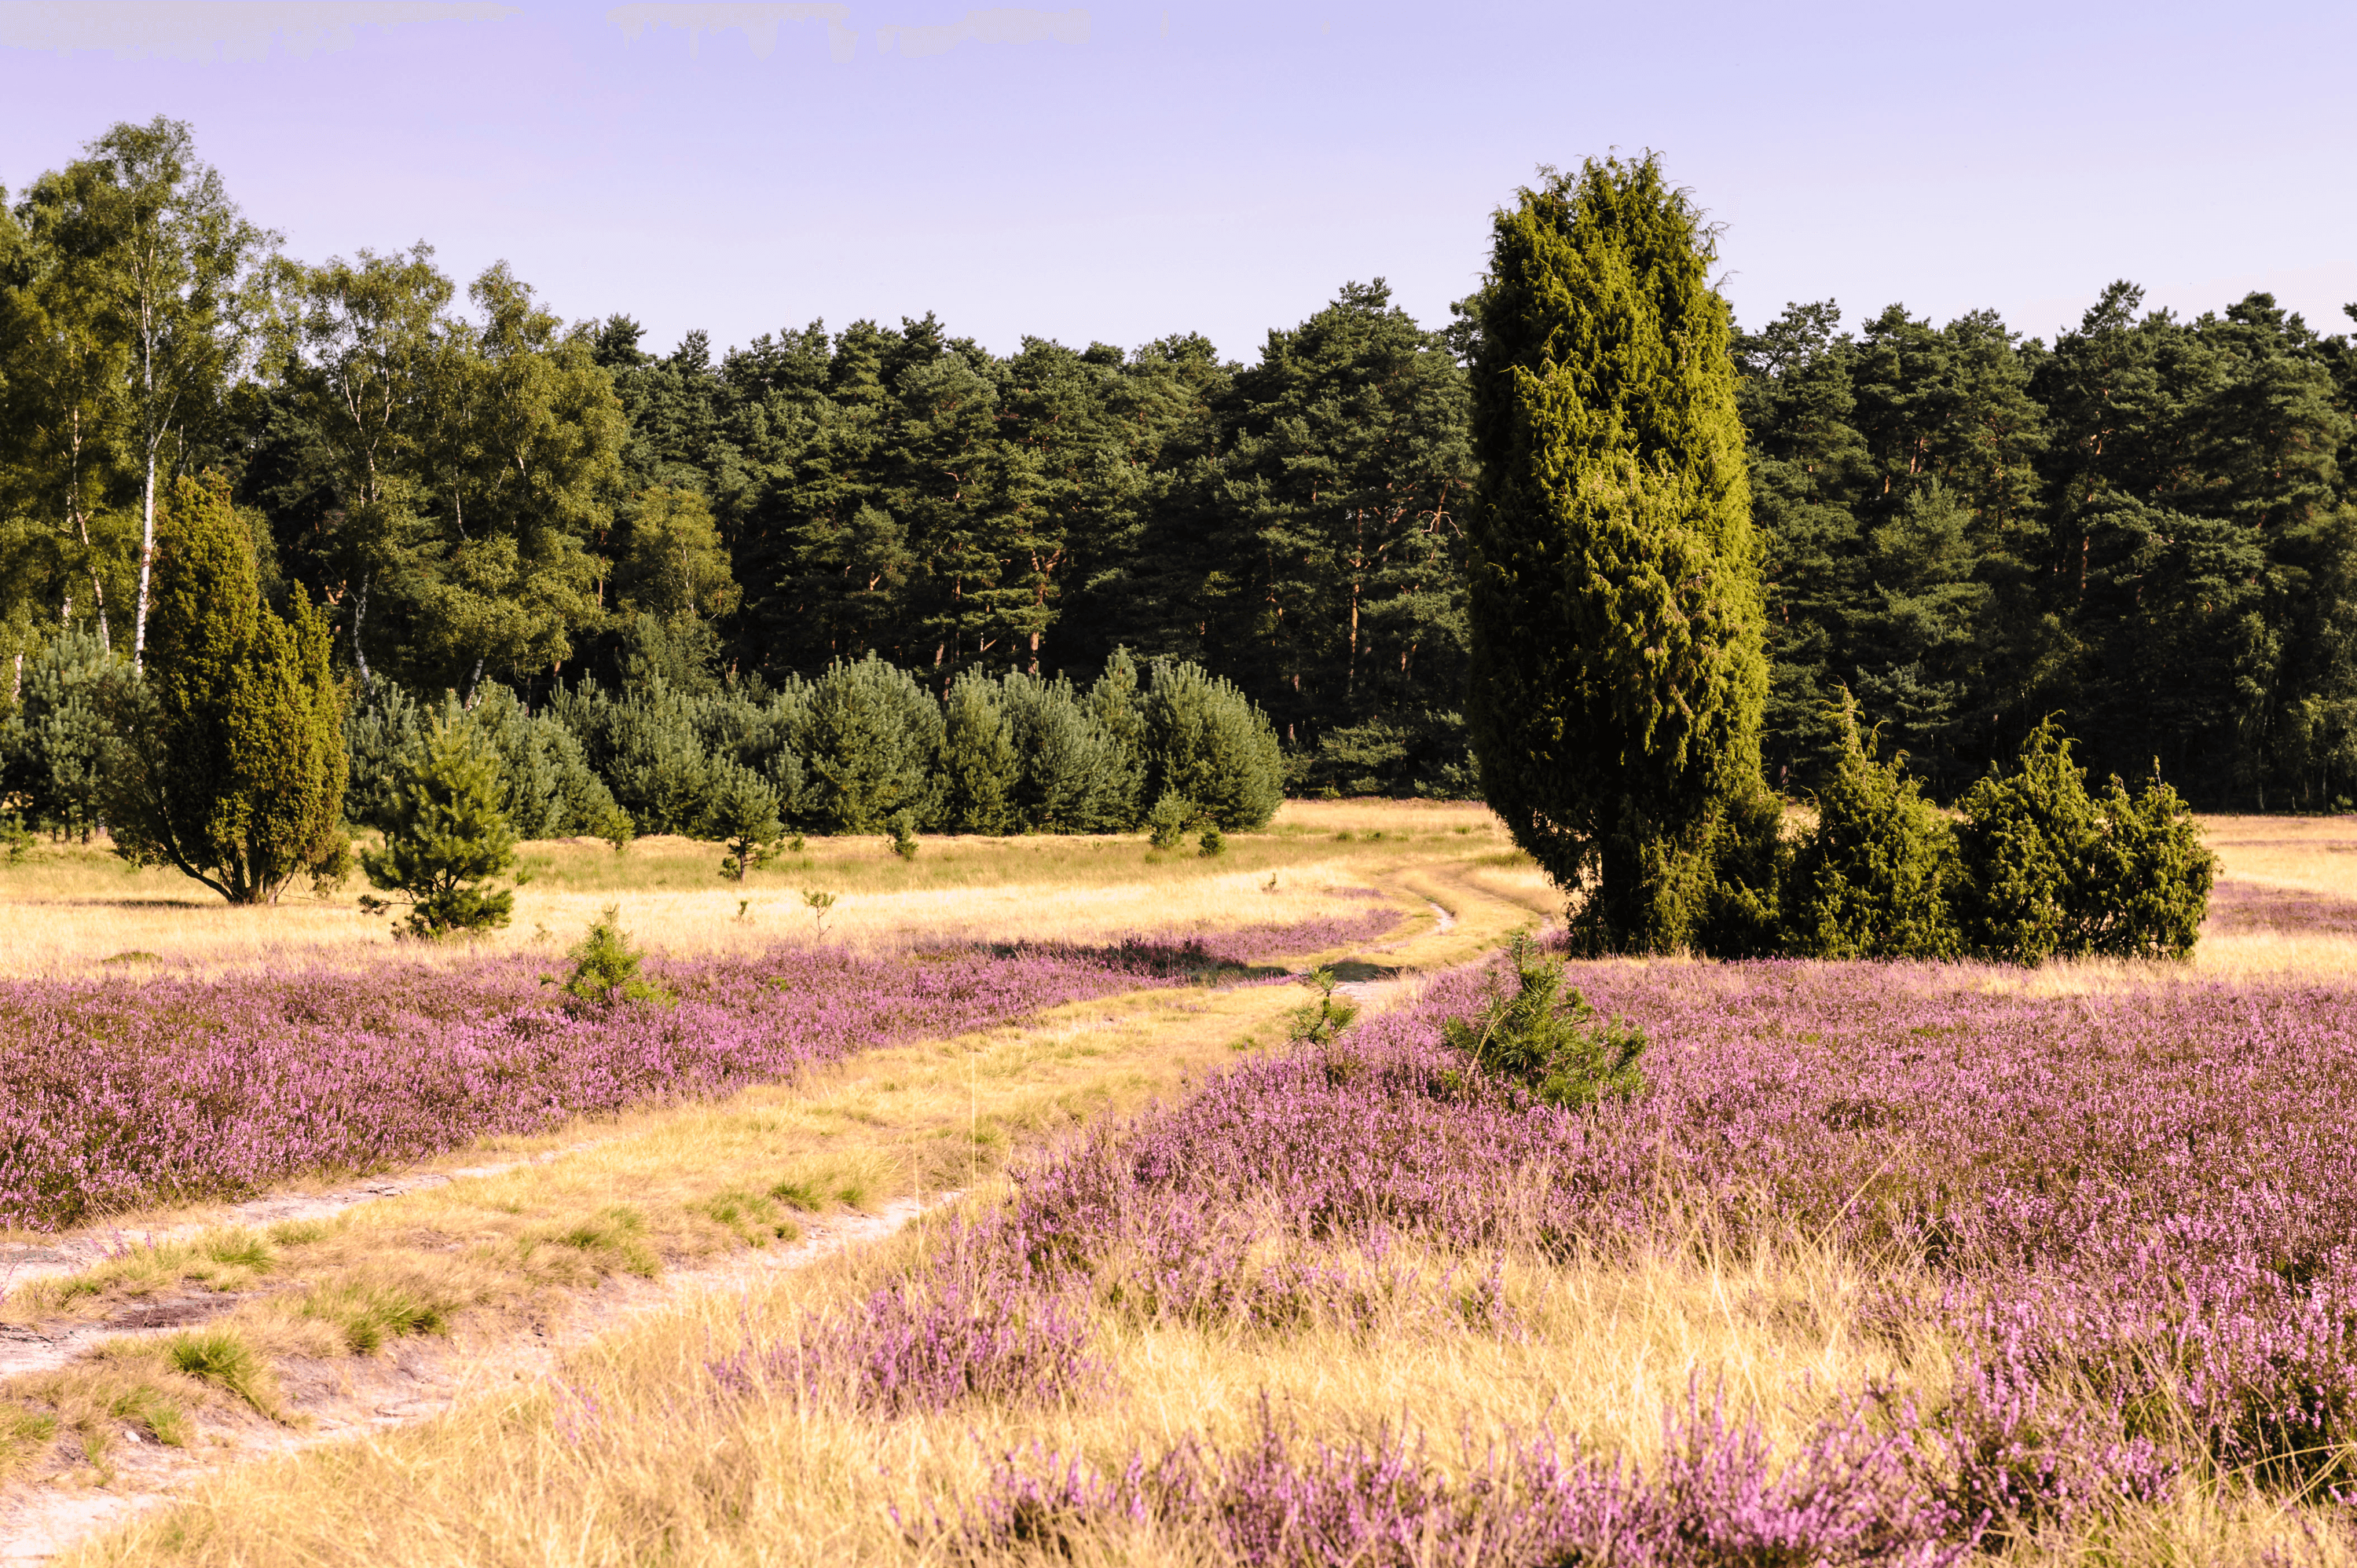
0,800,1511,978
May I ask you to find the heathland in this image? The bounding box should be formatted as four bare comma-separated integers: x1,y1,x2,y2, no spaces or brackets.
4,805,2356,1565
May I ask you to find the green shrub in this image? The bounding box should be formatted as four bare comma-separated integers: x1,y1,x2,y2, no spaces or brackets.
1442,936,1646,1109
888,808,919,860
939,669,1019,833
1782,697,1961,958
558,905,670,1007
0,627,115,841
1198,826,1226,858
1003,669,1136,832
1693,773,1788,958
1285,968,1359,1044
1085,647,1149,829
1145,789,1193,850
552,676,713,837
1142,659,1284,830
359,720,518,939
803,655,941,834
1956,720,2214,962
707,760,783,880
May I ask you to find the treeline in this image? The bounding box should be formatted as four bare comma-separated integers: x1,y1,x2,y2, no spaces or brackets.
5,118,2356,813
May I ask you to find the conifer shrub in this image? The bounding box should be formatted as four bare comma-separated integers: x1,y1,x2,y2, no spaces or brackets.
106,474,349,904
343,682,424,832
1463,156,1766,955
1142,660,1283,830
1782,697,1962,959
1285,968,1359,1045
1693,775,1788,958
804,655,942,834
939,669,1019,833
708,760,783,880
1442,936,1647,1109
358,720,519,939
1955,720,2214,962
1086,648,1149,829
1144,790,1193,850
1198,826,1225,857
554,675,713,837
0,628,115,841
1003,669,1135,832
888,808,920,859
558,904,670,1008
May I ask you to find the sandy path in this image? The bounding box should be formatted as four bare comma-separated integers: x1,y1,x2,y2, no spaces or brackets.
0,1193,942,1562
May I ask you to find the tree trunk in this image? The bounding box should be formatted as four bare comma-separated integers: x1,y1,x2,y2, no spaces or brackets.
134,450,156,669
350,571,375,693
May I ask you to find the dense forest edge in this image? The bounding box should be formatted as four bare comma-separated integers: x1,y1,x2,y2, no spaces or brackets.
5,117,2356,825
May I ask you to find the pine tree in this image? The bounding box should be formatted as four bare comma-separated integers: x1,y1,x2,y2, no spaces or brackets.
707,759,783,879
360,717,518,937
0,627,115,841
938,669,1018,833
107,474,348,903
1141,659,1284,830
801,654,941,833
1464,156,1768,953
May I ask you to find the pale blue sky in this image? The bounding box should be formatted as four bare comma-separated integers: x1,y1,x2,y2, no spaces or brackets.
5,0,2352,361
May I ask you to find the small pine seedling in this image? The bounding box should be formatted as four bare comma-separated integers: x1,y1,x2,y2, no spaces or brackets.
1442,936,1645,1109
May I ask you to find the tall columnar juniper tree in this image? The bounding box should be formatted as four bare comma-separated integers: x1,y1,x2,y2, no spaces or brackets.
106,474,349,903
1464,156,1768,954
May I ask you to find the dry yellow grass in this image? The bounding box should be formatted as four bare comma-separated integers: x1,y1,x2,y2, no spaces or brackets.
0,800,1512,979
61,1224,1951,1568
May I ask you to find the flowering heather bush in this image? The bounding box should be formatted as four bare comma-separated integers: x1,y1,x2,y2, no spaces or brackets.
948,1392,1974,1566
0,904,1398,1231
710,1224,1100,1417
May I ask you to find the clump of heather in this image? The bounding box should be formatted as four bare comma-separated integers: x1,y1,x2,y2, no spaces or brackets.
0,906,1397,1231
711,1225,1100,1416
946,1392,1975,1566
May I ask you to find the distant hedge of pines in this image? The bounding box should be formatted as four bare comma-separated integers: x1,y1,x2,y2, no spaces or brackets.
343,647,1285,843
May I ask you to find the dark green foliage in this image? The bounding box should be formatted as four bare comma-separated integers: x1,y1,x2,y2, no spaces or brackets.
106,475,348,903
0,627,114,840
1692,775,1788,959
802,655,941,834
1085,648,1149,828
343,681,424,832
359,719,517,938
938,669,1019,833
1198,826,1224,858
1442,937,1647,1109
551,676,713,837
887,808,918,859
1783,697,1962,958
1144,790,1192,851
1955,720,2216,962
1141,660,1283,830
708,760,783,880
1464,156,1768,954
559,904,669,1008
1001,669,1135,832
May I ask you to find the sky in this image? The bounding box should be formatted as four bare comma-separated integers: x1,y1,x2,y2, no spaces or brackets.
3,0,2354,365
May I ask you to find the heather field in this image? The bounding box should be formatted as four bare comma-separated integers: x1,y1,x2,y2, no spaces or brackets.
8,812,2357,1565
0,907,1402,1233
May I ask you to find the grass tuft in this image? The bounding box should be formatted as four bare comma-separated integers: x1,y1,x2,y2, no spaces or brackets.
163,1327,276,1415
